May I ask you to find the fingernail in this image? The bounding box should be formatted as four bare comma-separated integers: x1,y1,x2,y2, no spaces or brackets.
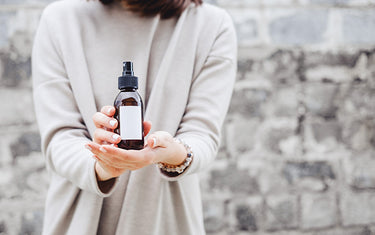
153,137,157,148
109,119,117,127
112,134,120,141
107,107,113,114
100,146,107,153
85,145,92,151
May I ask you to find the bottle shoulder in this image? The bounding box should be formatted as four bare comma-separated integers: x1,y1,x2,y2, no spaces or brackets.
114,90,143,106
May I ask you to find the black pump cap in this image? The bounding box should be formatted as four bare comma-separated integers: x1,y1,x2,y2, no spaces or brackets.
118,61,138,90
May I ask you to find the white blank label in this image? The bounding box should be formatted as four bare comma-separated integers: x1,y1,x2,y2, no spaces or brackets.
119,106,142,140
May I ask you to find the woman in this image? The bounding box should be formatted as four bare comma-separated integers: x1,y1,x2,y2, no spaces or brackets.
32,0,237,234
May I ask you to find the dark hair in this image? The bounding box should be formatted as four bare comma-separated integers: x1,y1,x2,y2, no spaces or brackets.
99,0,203,19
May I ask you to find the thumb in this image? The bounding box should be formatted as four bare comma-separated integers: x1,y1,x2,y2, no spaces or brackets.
147,131,170,148
143,121,152,136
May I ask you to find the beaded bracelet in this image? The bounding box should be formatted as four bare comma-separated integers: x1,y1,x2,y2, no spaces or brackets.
157,138,193,174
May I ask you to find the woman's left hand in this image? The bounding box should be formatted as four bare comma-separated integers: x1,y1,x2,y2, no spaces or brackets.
86,131,187,181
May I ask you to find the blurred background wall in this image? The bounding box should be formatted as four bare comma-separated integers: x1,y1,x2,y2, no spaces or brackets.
0,0,375,234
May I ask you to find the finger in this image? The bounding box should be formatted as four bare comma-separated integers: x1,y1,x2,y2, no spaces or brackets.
90,147,135,172
100,106,116,117
86,143,122,167
94,128,121,144
143,121,152,137
146,131,170,149
87,143,144,169
100,145,153,165
85,142,106,158
93,112,118,129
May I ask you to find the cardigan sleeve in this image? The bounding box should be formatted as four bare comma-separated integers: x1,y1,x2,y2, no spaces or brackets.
32,9,119,197
159,10,237,180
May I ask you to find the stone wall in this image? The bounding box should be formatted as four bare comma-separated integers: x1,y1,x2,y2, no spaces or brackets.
0,0,374,234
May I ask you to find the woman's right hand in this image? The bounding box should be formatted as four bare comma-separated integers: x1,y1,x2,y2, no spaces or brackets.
90,105,152,182
91,106,121,183
92,106,121,145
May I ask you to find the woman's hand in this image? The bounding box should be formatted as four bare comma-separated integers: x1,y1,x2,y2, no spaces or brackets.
87,106,187,181
86,131,187,181
88,105,151,181
91,105,152,145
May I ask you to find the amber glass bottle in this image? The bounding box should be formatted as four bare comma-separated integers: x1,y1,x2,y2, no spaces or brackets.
114,61,144,150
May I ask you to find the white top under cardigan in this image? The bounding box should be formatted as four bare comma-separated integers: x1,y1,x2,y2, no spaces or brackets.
32,0,237,234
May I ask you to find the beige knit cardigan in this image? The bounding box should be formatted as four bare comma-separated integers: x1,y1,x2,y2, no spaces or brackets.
32,0,237,234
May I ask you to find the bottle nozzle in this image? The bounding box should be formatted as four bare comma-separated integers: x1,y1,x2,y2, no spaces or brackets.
123,61,134,76
118,61,138,90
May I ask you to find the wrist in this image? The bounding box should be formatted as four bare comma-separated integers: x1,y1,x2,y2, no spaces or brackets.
161,139,187,165
94,162,117,193
158,138,193,174
95,162,113,181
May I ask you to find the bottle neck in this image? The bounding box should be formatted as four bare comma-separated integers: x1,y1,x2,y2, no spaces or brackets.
120,87,137,92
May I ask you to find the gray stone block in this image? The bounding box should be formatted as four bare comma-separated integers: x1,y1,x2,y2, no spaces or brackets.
236,58,254,81
310,120,342,143
342,119,375,151
226,117,260,154
282,161,335,185
215,0,261,7
343,10,375,44
265,194,298,231
0,212,21,235
0,12,15,49
304,0,349,5
263,126,295,154
309,227,372,235
295,178,327,192
19,211,43,235
265,50,302,84
229,197,262,232
209,164,259,194
216,127,229,160
236,205,257,231
339,83,375,120
203,199,225,233
343,151,375,189
257,159,291,194
228,88,270,118
0,166,17,199
269,10,328,45
0,88,36,126
259,118,299,154
0,140,46,200
341,191,375,226
0,137,12,166
303,51,359,68
6,8,43,57
236,49,301,84
268,85,299,118
0,51,31,87
303,118,345,153
263,0,293,5
301,193,337,229
303,83,339,119
367,50,375,88
0,221,6,234
302,50,366,83
10,132,41,159
227,9,258,46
